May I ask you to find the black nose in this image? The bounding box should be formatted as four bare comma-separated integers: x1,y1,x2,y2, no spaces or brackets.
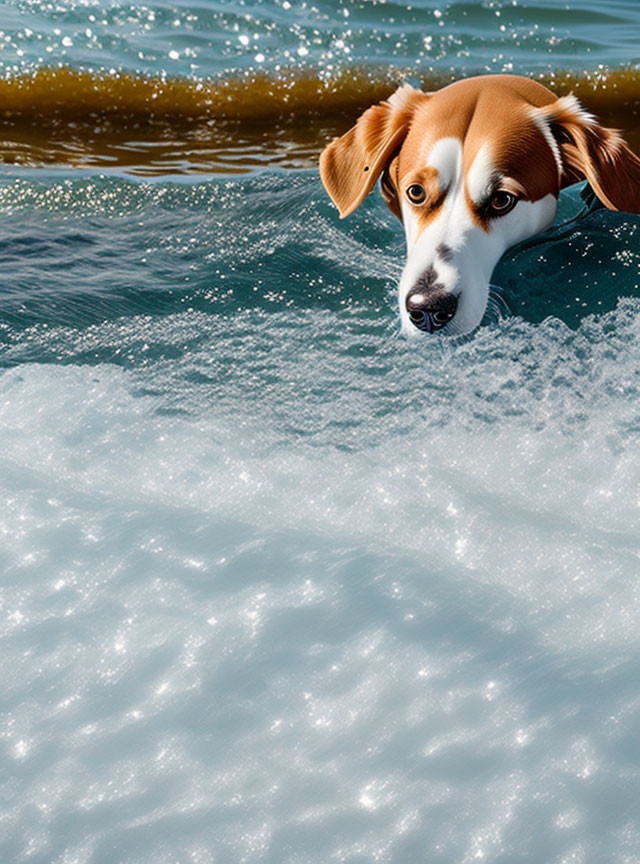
406,290,458,333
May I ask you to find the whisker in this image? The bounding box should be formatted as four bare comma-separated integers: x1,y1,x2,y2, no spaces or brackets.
488,283,515,318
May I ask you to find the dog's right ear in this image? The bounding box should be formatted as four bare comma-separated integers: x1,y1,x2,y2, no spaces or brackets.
319,84,428,218
535,94,640,213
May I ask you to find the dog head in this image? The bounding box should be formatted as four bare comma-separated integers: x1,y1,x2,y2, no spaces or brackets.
320,74,640,336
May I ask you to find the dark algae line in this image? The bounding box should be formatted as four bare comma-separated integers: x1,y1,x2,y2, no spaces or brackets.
0,66,638,174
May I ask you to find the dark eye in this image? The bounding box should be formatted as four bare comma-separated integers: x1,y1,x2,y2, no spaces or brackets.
489,190,517,216
406,183,426,204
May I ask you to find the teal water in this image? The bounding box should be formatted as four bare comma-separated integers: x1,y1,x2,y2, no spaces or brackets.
0,0,639,76
2,2,640,864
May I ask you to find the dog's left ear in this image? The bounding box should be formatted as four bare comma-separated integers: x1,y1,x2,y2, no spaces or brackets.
536,94,640,213
319,83,429,218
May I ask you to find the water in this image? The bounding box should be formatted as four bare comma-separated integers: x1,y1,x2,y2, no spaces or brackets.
1,0,639,76
1,2,640,863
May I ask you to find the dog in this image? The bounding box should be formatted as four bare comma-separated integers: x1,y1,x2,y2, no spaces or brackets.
319,74,640,336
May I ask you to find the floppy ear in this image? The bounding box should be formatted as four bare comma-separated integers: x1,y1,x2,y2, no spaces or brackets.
536,94,640,213
319,83,428,218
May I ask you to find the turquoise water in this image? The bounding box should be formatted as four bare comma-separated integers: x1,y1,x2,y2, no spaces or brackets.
0,0,639,76
2,3,640,864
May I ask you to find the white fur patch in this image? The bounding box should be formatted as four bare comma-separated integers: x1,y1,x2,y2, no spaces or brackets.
425,137,462,190
531,110,563,178
555,93,596,126
387,82,419,111
466,143,496,205
532,93,596,179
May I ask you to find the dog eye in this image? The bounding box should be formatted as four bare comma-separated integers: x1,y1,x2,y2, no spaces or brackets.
489,190,517,215
406,183,426,204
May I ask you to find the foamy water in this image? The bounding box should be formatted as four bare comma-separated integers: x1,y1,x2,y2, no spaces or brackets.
1,168,640,862
4,306,640,863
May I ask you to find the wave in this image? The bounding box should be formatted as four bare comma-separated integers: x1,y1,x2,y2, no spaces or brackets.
0,172,636,343
0,66,638,174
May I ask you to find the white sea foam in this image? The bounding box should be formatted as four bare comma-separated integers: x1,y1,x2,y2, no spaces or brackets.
2,302,640,862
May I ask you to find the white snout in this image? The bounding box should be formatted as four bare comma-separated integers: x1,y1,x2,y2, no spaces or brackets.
399,193,558,337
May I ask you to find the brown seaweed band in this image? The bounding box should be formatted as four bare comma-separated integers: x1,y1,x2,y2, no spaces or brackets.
0,65,637,175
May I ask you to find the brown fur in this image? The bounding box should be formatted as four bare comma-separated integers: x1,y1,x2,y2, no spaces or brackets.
536,98,640,212
319,74,640,222
319,85,428,218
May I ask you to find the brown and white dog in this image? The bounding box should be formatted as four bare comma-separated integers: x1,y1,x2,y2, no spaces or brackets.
320,74,640,336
